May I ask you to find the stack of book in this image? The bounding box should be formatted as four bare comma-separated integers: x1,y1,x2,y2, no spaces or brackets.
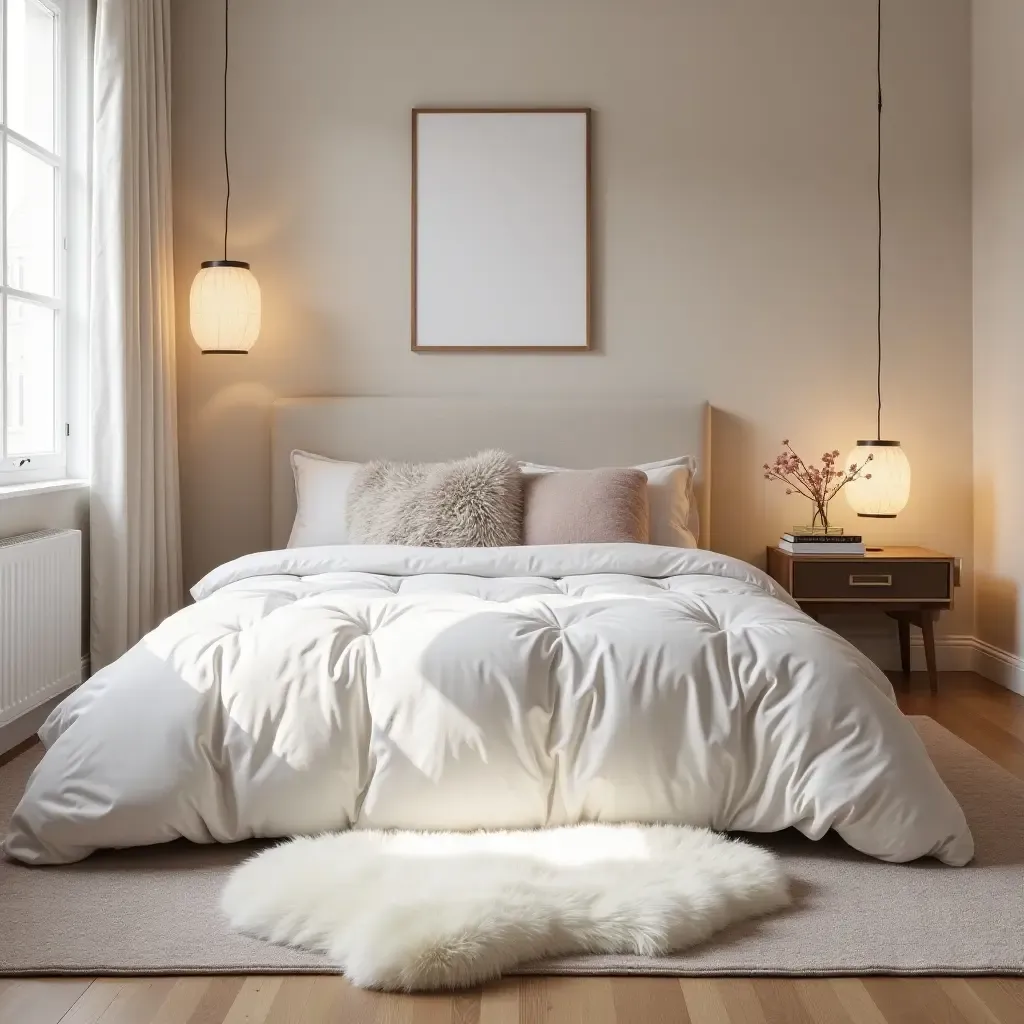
778,532,866,555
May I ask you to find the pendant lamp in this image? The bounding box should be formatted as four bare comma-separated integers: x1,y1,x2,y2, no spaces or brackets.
189,0,261,354
845,0,910,518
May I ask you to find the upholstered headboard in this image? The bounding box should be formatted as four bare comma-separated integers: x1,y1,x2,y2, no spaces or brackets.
271,397,712,549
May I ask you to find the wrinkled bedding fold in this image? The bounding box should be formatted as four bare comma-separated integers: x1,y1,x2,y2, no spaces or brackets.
4,544,973,866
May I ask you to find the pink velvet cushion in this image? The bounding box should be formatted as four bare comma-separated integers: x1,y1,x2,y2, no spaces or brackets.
522,468,650,545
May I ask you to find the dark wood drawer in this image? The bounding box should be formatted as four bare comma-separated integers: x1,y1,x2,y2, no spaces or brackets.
792,559,951,602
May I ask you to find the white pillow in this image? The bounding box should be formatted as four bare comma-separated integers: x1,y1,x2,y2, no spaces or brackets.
288,450,362,548
518,456,698,548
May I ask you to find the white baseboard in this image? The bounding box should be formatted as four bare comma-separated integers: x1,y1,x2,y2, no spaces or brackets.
838,625,1024,695
839,628,975,674
0,654,88,757
907,634,978,673
971,639,1024,696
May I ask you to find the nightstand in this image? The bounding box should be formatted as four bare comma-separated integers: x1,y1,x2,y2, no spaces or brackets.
766,545,958,694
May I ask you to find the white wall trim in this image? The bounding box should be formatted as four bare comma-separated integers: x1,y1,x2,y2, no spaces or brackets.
907,634,978,673
839,624,1024,696
839,627,975,674
971,639,1024,697
0,478,89,502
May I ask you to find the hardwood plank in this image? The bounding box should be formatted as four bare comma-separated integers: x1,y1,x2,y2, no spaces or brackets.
477,978,518,1024
407,988,459,1024
895,672,1024,737
610,976,691,1024
827,980,888,1024
792,979,855,1024
957,703,1024,747
863,977,972,1024
945,673,1024,717
0,978,93,1024
262,976,315,1024
378,989,419,1024
539,976,616,1024
221,976,283,1024
751,978,814,1024
59,980,129,1024
939,979,1003,1024
894,674,1024,774
516,978,548,1024
716,980,768,1024
380,989,419,1024
946,691,1024,749
919,704,1024,780
966,979,1024,1023
94,979,178,1024
286,976,343,1023
679,979,732,1024
186,977,245,1024
451,991,481,1024
150,979,218,1024
300,975,405,1024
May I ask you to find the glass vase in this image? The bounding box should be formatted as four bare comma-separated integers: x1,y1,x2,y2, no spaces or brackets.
793,505,843,536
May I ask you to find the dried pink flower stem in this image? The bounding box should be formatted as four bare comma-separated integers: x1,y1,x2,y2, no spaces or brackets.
763,440,873,530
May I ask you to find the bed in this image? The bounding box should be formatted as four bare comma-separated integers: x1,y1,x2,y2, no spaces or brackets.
3,399,972,867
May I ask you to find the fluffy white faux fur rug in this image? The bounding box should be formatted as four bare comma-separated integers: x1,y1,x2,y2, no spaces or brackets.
221,824,790,990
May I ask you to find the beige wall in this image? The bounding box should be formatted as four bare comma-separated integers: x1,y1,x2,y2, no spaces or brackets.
0,490,87,542
171,0,973,640
973,1,1024,656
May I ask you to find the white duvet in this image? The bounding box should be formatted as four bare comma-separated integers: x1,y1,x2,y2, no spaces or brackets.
4,544,972,866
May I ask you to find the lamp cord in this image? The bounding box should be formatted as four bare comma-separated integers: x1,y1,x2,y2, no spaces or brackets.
223,0,231,261
875,0,882,442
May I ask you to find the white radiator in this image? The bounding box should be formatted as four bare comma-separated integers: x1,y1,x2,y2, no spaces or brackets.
0,529,82,727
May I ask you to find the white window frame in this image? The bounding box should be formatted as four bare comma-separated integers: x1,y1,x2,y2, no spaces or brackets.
0,0,70,485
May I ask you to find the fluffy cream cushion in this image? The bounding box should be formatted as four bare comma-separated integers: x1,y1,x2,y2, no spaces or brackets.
222,824,790,991
345,449,523,547
523,468,650,544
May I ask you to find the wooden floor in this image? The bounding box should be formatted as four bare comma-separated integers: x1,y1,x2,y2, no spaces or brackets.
2,671,1023,1024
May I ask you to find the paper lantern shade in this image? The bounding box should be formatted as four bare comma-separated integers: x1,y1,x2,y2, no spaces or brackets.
189,260,261,353
844,440,911,518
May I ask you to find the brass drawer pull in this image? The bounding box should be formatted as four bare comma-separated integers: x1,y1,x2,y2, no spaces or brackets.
849,573,893,587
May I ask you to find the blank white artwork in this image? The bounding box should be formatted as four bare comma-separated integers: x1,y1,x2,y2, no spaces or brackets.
413,110,590,351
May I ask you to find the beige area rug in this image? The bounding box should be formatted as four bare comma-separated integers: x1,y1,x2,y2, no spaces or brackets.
0,717,1021,977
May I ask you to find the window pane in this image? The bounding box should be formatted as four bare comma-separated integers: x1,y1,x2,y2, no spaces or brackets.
5,299,56,456
5,0,57,150
6,143,56,296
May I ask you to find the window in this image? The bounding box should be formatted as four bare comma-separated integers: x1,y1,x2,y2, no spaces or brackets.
0,0,68,483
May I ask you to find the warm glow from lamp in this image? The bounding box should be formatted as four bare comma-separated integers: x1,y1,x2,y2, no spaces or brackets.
189,260,261,353
844,440,911,518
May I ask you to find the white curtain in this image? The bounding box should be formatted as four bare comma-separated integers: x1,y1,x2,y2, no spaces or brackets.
90,0,182,671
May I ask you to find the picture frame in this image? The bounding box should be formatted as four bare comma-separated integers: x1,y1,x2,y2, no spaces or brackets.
411,107,592,353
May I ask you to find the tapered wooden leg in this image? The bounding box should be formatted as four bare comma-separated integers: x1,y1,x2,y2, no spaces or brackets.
896,616,911,682
921,610,938,695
